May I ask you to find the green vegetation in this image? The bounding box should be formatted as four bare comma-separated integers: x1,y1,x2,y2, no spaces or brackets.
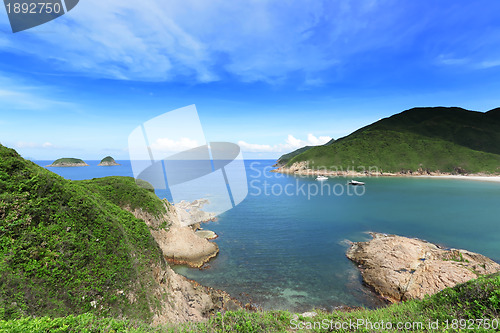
276,140,336,167
78,177,166,218
275,146,313,166
100,156,116,164
283,107,500,174
2,273,500,332
0,144,167,322
50,158,87,166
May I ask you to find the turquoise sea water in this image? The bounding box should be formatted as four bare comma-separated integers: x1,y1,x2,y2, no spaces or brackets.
35,160,500,312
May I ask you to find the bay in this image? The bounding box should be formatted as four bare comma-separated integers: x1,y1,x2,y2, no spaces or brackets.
36,159,500,312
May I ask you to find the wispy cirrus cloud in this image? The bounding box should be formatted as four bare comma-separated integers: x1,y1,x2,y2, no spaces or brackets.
238,133,331,153
0,0,422,84
0,73,74,110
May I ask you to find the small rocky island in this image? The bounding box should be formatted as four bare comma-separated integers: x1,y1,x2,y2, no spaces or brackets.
46,158,89,167
98,156,120,166
347,232,500,303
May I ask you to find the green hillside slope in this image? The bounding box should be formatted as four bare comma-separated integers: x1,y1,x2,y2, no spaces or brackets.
275,146,313,166
0,144,168,321
285,107,500,174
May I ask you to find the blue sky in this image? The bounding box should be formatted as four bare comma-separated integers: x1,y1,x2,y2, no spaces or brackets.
1,0,500,159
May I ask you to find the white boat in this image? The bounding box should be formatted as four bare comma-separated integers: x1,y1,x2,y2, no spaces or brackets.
316,175,328,181
348,180,365,186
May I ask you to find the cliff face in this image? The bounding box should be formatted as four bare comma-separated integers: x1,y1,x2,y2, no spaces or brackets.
124,201,236,324
347,233,500,303
126,200,219,269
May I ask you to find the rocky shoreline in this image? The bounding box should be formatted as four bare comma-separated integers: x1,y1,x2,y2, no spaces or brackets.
124,199,240,323
97,161,120,166
272,161,500,180
346,232,500,303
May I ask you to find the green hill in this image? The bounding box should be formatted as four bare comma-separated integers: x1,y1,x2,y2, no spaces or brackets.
48,158,88,167
0,144,168,321
100,156,115,163
283,107,500,174
98,156,120,166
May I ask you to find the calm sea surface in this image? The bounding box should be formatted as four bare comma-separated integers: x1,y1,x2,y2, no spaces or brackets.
35,159,500,312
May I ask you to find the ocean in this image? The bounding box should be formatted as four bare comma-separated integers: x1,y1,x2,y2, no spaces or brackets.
34,159,500,312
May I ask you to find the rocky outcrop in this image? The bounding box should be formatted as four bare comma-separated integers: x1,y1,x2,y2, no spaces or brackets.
149,263,240,324
123,201,238,323
175,199,216,227
346,232,500,303
126,199,218,269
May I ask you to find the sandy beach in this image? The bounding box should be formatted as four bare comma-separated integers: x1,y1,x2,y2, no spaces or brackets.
413,175,500,183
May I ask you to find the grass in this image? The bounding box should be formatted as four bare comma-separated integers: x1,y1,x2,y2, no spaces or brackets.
1,273,499,332
0,144,168,322
78,176,166,218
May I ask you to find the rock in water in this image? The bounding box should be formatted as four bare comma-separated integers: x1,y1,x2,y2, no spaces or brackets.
346,232,500,303
98,156,120,166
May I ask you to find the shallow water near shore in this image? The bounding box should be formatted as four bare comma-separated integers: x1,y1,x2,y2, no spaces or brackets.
36,159,500,312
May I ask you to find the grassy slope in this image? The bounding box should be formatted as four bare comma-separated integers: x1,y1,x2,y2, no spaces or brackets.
276,139,336,166
2,273,499,332
287,107,500,173
276,146,313,166
0,145,168,322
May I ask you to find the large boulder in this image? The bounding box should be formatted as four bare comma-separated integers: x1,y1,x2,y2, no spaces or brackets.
347,232,500,303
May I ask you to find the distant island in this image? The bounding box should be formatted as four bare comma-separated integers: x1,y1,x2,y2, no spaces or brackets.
46,157,89,167
274,107,500,175
97,156,120,166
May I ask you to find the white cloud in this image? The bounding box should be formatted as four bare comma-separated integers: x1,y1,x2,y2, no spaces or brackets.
238,133,332,153
477,60,500,69
15,141,56,149
306,133,331,146
436,54,469,66
42,142,54,148
149,137,199,152
237,141,275,153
